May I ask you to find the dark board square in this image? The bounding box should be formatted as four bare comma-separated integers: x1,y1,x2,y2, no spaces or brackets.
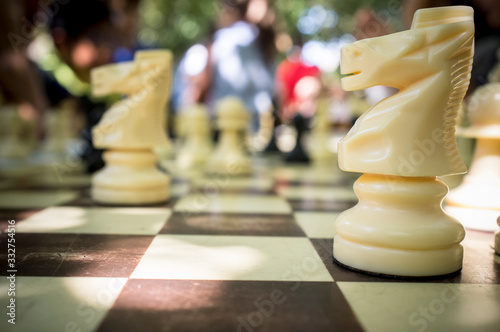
288,199,356,212
0,233,154,277
97,279,364,332
161,212,305,237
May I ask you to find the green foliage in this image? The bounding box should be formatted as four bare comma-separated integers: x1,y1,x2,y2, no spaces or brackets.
139,1,217,56
139,0,402,56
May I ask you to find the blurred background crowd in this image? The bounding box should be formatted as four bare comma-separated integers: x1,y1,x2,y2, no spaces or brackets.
0,0,499,171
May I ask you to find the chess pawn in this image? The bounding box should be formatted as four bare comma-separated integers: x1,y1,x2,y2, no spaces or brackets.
90,50,172,205
447,83,500,210
176,104,212,168
334,6,473,277
310,98,336,163
43,110,67,154
207,97,251,175
0,105,31,158
285,113,310,163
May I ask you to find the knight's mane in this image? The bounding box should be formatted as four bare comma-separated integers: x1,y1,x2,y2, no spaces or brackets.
443,34,473,168
413,6,474,170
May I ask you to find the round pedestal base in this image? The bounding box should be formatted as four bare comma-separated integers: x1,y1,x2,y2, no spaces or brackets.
91,149,169,205
334,235,463,277
333,174,465,277
92,186,169,205
207,158,252,176
447,183,500,210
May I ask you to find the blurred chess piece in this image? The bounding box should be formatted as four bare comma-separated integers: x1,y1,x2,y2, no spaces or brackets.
176,103,212,168
284,113,310,163
263,111,280,153
262,101,280,153
334,6,473,277
207,97,251,175
495,216,500,255
310,98,336,163
447,83,500,211
43,110,67,154
0,105,32,159
90,50,172,205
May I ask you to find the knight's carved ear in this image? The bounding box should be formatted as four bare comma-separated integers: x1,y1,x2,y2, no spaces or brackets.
424,20,474,58
399,30,424,56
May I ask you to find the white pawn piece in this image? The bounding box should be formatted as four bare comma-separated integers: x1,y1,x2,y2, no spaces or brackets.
0,105,31,159
334,6,473,277
310,98,336,163
447,84,500,211
176,104,212,168
90,50,172,205
43,110,67,154
207,97,251,175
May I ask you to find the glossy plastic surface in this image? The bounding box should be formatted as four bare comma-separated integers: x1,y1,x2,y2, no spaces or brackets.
91,50,172,149
334,174,465,276
339,6,474,177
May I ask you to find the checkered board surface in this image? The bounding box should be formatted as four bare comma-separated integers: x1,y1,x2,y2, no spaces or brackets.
0,155,499,332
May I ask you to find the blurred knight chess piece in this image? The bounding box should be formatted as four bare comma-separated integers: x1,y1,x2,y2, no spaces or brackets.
90,50,172,205
334,6,474,277
284,113,310,163
207,97,252,175
310,98,336,164
176,103,212,169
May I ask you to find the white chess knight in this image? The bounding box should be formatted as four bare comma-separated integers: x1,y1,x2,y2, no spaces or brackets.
207,97,252,175
334,6,474,277
176,104,212,168
447,83,500,211
310,98,336,163
90,50,172,204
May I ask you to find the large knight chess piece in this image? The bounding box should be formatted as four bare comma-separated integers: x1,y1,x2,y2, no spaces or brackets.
334,6,474,277
90,50,172,204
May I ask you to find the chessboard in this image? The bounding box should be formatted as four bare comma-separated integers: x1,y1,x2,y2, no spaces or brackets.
0,154,499,332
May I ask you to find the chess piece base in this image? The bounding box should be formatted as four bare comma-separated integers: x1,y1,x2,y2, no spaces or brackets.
92,149,169,205
0,139,31,159
334,235,463,277
206,157,252,175
176,138,211,169
447,139,500,210
207,130,251,175
333,174,465,277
